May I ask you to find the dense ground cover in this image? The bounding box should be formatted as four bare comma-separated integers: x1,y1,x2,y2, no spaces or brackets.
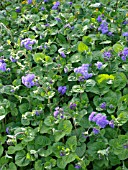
0,0,128,169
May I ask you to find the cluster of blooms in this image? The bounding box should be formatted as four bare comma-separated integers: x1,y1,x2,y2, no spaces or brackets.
21,38,36,50
122,32,128,37
53,107,64,118
28,0,32,4
74,64,93,81
52,1,60,10
75,164,81,169
41,7,45,11
95,61,103,69
103,51,111,59
0,59,6,72
22,74,36,88
55,17,61,22
97,16,112,36
58,86,67,95
93,128,100,135
10,56,17,62
69,103,77,110
100,102,106,110
44,0,49,2
64,24,74,30
15,7,21,13
89,112,114,129
60,52,66,58
122,20,128,25
118,48,128,61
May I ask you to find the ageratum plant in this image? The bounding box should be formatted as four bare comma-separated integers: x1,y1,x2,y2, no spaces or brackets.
0,0,128,170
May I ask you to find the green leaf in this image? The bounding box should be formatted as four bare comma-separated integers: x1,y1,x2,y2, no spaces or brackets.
57,34,67,44
76,143,86,157
7,146,16,154
80,54,92,63
69,53,80,63
78,42,88,53
113,44,123,53
8,162,17,170
72,85,84,93
35,136,51,147
44,116,55,126
100,40,111,44
15,150,30,167
39,146,52,157
0,145,3,157
54,131,65,142
57,153,76,169
33,53,45,63
117,111,128,126
66,136,77,152
58,120,72,135
90,3,102,8
19,103,29,114
35,160,43,170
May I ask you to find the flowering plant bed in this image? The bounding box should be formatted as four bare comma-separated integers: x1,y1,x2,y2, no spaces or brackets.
0,0,128,169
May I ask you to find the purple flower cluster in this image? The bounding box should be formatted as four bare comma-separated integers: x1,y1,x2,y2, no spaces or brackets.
89,112,114,128
75,164,81,169
98,20,112,36
58,86,67,95
0,59,6,72
55,17,61,22
74,64,93,80
52,1,60,10
95,61,103,69
22,74,35,88
69,103,77,110
68,2,73,5
123,20,128,25
53,107,64,118
119,48,128,61
93,128,100,134
97,15,102,23
44,0,49,2
60,52,66,58
41,7,45,11
103,51,111,59
21,38,36,50
16,7,21,13
27,0,32,4
122,32,128,37
10,56,17,62
100,102,106,110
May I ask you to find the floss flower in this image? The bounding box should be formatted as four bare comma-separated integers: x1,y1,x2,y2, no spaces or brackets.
118,48,128,61
53,107,64,118
52,1,60,10
98,20,109,34
60,52,66,58
22,74,35,88
74,64,93,80
103,51,111,59
95,61,103,69
89,112,114,129
97,15,102,22
21,38,36,50
69,103,77,110
93,128,100,134
58,86,67,95
100,102,106,110
0,60,6,72
27,0,32,4
122,32,128,37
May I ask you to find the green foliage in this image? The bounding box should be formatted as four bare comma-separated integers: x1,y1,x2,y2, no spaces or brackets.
0,0,128,169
